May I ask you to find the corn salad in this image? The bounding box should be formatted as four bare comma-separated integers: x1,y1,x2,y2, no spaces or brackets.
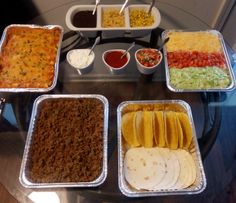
129,9,154,27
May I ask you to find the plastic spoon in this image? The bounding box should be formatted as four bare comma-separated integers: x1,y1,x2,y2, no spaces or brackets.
83,36,100,69
158,37,169,51
76,36,100,75
92,0,100,15
119,0,129,14
121,42,135,59
88,36,100,56
148,0,156,15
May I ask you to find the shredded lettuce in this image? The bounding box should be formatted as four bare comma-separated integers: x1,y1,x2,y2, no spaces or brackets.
169,66,231,89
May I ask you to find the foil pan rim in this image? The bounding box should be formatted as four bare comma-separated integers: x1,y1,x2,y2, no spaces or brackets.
19,94,108,188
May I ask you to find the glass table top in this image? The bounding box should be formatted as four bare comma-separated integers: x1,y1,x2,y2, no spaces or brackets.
0,0,236,203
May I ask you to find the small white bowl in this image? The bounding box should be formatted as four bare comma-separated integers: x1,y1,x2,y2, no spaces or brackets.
66,49,95,74
102,49,130,74
135,48,162,75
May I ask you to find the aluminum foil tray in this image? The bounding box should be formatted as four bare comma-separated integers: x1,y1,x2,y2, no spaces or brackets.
19,94,108,188
0,24,63,92
117,100,206,197
162,29,235,92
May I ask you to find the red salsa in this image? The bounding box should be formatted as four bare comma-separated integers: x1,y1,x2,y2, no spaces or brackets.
105,51,128,68
136,49,161,67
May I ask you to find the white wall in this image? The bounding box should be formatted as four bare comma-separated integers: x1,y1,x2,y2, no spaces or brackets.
31,0,234,29
162,0,236,50
163,0,234,29
222,3,236,51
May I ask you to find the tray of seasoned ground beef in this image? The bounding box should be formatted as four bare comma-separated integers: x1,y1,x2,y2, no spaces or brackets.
19,94,108,188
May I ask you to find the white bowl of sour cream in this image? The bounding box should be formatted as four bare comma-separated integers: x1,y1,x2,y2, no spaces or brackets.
66,49,95,74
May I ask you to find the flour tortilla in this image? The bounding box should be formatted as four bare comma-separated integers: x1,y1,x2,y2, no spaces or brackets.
182,149,197,187
171,149,196,189
152,147,180,190
124,147,166,190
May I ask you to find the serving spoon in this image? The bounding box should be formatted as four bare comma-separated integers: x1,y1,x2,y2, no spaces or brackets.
88,36,100,56
157,37,169,51
83,36,100,67
148,0,156,15
92,0,100,15
119,0,129,14
121,42,135,59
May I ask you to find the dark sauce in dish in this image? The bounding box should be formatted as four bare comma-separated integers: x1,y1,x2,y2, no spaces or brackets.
72,10,97,28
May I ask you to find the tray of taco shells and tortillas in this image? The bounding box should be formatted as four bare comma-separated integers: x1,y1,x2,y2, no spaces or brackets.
117,100,206,197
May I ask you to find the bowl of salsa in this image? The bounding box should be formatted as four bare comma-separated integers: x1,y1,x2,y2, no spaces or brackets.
102,49,130,74
135,48,162,74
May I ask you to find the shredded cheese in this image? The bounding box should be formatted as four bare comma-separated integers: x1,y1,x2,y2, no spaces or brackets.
166,32,222,53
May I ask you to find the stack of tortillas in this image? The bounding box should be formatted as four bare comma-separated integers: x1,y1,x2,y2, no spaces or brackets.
124,147,197,190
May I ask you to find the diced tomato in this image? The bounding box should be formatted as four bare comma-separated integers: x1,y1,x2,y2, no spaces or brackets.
167,51,226,68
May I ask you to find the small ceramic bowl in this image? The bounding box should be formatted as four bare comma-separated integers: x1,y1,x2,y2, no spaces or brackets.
102,49,130,74
66,49,95,74
135,48,162,75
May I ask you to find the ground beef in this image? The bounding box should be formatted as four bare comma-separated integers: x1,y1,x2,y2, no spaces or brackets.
26,98,104,183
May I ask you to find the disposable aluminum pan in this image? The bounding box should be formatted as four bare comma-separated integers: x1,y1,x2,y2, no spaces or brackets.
19,94,108,188
0,24,63,92
162,29,235,92
117,100,206,197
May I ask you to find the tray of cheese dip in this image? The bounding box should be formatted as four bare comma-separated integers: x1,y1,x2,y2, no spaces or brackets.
162,30,235,92
117,100,206,197
0,24,63,92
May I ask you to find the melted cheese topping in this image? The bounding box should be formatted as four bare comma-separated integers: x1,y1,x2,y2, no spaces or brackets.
166,31,222,53
0,27,61,88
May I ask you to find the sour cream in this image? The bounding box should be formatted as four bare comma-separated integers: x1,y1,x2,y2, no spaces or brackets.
67,49,94,69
